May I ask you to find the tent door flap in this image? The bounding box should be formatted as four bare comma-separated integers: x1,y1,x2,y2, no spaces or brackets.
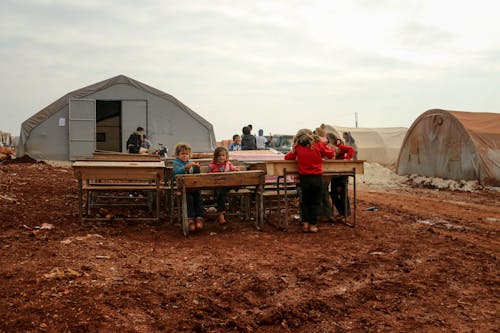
69,99,96,160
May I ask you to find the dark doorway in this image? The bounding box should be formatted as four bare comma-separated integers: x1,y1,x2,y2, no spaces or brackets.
96,101,122,152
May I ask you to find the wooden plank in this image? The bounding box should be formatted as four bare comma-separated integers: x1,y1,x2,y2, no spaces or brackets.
177,171,264,189
264,160,364,176
83,185,159,190
73,161,164,168
76,168,163,181
72,161,165,181
92,152,161,161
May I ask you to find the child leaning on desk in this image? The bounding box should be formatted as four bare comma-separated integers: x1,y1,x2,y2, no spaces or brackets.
172,142,204,232
207,146,240,224
284,129,335,233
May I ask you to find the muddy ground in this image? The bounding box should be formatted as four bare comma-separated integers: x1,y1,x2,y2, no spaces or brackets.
0,161,498,332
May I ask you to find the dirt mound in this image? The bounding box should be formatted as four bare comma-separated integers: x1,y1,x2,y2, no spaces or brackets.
2,154,40,164
0,162,498,332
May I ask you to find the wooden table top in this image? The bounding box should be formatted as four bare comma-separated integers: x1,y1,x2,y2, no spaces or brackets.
72,161,165,168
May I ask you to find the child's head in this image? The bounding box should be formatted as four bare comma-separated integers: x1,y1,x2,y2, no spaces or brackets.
313,127,327,144
213,146,229,164
242,126,251,135
326,132,339,146
294,129,314,148
232,134,241,144
175,142,192,162
258,129,264,136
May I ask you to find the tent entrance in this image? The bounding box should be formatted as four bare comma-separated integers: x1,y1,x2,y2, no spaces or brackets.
96,100,122,152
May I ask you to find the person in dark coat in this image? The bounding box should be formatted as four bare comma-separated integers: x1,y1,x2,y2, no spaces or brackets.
241,126,257,150
126,127,145,153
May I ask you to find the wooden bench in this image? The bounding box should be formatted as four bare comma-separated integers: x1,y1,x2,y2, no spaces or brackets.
175,171,265,236
72,161,165,222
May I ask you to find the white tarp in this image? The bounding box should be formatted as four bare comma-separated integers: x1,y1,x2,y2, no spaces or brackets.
322,124,408,168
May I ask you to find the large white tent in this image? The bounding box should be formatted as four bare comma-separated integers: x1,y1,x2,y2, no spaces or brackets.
323,124,408,168
18,75,216,160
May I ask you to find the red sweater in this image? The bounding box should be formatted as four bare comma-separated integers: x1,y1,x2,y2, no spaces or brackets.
335,144,355,160
284,142,335,175
207,161,236,173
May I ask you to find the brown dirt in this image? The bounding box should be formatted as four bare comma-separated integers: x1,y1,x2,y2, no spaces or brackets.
0,162,498,332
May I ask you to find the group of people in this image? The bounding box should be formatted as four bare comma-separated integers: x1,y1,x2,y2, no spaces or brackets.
228,124,269,151
129,124,356,235
284,126,356,233
173,143,239,232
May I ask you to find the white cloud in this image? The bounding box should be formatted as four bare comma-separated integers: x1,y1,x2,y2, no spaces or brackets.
0,0,499,140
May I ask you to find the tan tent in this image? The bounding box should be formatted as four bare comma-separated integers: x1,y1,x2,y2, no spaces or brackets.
396,109,500,186
322,124,408,167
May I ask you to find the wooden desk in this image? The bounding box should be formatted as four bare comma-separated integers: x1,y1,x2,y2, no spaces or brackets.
250,160,364,229
175,171,265,236
72,161,165,222
91,151,162,161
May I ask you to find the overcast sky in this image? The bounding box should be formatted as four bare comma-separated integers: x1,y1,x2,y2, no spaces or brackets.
1,0,499,140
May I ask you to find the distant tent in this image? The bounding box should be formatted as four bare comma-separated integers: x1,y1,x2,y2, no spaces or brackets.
0,131,13,146
17,75,216,160
322,124,408,167
396,109,500,186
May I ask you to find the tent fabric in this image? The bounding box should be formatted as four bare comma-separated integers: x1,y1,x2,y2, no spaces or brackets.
18,75,216,157
396,109,500,186
322,124,408,167
0,131,14,146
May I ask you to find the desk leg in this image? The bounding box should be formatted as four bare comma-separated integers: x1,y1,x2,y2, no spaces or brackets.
284,169,289,230
352,171,356,227
259,183,264,230
181,182,189,236
78,177,83,222
156,174,160,223
343,170,355,228
169,182,175,224
86,184,91,217
255,182,264,231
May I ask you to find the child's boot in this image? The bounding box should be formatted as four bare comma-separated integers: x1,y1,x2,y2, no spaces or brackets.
218,211,227,224
188,218,196,232
309,224,319,233
195,217,204,230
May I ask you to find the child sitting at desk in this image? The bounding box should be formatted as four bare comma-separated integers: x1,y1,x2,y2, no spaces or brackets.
285,129,335,233
207,146,239,224
172,142,204,232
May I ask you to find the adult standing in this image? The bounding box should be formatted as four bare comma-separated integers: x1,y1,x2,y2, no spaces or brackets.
126,127,145,153
256,129,267,150
241,126,257,150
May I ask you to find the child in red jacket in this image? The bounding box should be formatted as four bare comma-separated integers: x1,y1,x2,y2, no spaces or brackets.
285,129,335,233
327,133,356,220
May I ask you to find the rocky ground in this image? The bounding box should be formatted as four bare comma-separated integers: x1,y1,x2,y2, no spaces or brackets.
0,160,498,332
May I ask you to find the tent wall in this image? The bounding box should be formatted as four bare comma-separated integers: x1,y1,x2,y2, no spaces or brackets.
323,124,407,167
19,75,216,160
397,109,500,186
25,108,70,160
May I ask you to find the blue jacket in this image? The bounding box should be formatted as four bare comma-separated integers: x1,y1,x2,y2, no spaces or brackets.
173,157,191,176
